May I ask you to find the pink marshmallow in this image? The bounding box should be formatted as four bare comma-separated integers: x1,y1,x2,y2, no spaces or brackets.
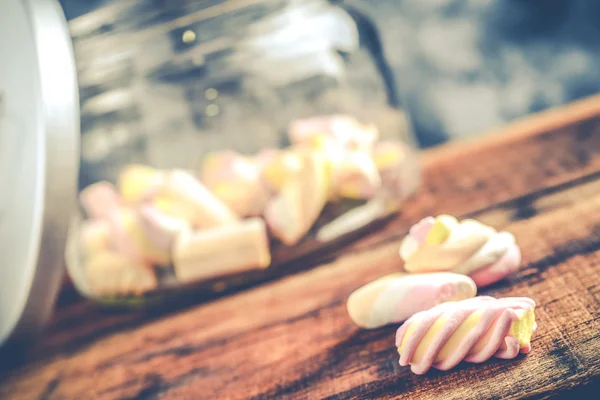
409,217,435,244
138,205,189,252
79,181,122,220
390,278,471,324
469,244,522,288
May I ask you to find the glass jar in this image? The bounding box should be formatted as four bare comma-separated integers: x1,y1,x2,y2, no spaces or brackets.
65,0,421,306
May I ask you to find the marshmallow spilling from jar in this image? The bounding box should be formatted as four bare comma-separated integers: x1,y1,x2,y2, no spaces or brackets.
79,216,158,297
201,150,271,217
80,181,188,267
74,115,419,298
77,175,271,297
292,128,381,201
173,218,271,282
400,215,522,287
263,150,330,245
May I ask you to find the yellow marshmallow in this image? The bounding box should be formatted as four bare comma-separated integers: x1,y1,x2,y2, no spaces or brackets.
373,142,406,170
153,196,197,223
85,251,157,296
262,151,303,192
425,214,459,245
118,164,162,204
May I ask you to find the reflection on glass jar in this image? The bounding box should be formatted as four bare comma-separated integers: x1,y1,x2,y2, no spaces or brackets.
66,0,421,306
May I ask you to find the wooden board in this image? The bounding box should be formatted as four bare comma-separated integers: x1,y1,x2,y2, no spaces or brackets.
1,96,600,399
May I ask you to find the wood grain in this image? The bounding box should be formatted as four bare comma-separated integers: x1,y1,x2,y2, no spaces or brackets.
1,101,600,399
3,176,600,399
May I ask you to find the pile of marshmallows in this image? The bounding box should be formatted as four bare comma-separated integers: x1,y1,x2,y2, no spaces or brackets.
347,215,537,374
77,116,415,297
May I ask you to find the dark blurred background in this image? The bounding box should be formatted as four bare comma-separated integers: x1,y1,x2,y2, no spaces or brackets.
59,0,600,150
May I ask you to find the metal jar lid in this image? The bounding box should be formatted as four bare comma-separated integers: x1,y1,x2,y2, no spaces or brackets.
0,0,79,346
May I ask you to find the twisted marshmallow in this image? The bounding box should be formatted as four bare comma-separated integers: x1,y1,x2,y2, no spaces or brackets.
396,296,536,374
400,215,522,287
347,272,477,329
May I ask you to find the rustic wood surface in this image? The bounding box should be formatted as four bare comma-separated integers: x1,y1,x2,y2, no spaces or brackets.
2,95,600,399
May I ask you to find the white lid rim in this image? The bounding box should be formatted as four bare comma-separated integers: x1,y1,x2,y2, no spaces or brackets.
4,0,80,345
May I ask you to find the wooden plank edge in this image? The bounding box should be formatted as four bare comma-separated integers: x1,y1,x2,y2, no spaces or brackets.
422,93,600,166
